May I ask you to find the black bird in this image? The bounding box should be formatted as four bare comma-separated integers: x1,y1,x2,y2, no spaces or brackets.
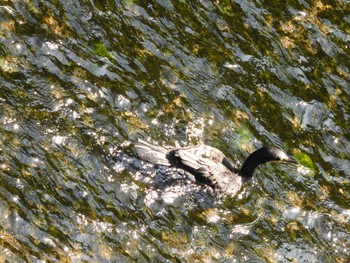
135,140,297,196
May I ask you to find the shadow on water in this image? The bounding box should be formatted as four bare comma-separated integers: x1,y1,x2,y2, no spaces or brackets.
0,0,349,262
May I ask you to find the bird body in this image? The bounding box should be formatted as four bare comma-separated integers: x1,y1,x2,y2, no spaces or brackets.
135,140,296,196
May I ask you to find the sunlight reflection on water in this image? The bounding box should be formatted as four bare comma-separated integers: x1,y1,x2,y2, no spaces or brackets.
0,0,349,262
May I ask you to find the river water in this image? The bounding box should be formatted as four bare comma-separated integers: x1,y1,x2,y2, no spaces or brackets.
0,1,349,262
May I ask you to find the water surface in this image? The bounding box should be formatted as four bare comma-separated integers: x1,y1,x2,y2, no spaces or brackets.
0,1,349,262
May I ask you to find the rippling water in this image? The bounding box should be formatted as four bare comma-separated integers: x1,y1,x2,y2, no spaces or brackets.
0,1,349,262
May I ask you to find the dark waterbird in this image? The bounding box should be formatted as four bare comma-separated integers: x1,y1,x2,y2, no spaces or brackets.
135,140,297,196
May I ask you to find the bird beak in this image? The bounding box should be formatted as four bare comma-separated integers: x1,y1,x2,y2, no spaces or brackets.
284,157,298,164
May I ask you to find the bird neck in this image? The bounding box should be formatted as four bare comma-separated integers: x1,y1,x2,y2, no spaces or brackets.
239,148,272,181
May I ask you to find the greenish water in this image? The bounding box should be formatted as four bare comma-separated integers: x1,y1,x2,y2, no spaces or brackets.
0,1,349,262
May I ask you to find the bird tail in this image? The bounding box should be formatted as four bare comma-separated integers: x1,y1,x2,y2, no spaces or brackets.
134,140,171,166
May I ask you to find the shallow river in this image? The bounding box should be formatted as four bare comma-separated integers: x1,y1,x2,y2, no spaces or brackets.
0,1,349,262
